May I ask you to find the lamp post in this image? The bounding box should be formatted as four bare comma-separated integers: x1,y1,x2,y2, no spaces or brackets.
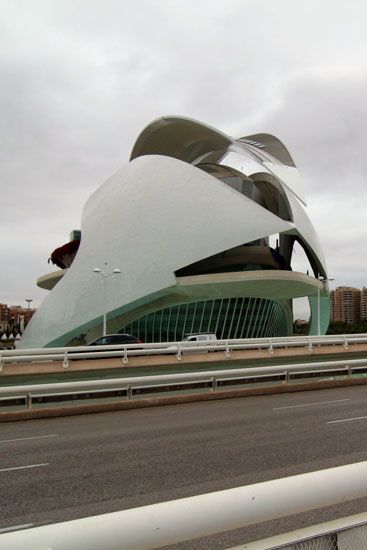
93,266,122,336
317,275,334,336
24,299,33,331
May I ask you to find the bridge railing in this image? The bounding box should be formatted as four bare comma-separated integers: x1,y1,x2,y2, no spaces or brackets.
0,461,366,549
1,333,367,368
1,357,367,410
239,512,367,549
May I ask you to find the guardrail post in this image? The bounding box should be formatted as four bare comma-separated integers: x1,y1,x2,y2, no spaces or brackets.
225,341,230,358
347,365,351,379
0,353,3,373
268,339,273,355
126,385,132,400
211,377,217,391
308,338,313,352
26,393,32,410
63,350,69,368
285,370,290,384
344,336,349,350
176,344,182,361
123,347,128,364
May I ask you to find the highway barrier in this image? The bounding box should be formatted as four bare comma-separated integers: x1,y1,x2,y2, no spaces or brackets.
239,512,367,549
1,357,367,412
1,333,367,369
0,461,366,549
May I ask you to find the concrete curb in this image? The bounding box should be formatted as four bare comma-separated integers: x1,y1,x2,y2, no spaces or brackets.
1,377,367,422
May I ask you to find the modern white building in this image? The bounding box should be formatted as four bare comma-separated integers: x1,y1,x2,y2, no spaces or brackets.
20,116,330,348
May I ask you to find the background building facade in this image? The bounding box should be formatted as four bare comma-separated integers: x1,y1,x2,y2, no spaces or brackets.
331,286,364,324
360,287,367,321
0,303,36,337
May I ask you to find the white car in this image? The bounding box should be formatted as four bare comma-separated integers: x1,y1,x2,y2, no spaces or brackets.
180,333,218,353
166,333,217,354
182,333,217,344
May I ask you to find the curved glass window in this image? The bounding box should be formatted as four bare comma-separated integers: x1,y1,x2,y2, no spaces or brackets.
119,297,289,342
175,243,288,277
197,163,292,222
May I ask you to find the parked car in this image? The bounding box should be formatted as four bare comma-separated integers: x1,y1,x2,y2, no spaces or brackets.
167,333,218,354
87,334,142,346
182,333,217,343
68,334,143,361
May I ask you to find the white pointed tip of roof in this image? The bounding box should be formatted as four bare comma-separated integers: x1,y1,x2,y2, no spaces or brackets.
130,115,232,163
130,116,306,205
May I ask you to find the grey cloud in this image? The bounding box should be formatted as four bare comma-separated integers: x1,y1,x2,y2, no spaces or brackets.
253,71,367,193
1,0,367,307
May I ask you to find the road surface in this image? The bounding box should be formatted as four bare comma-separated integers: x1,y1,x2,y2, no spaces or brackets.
1,384,367,548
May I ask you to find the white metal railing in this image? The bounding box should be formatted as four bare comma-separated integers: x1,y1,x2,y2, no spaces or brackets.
0,461,366,549
239,512,367,549
1,358,367,410
1,333,367,368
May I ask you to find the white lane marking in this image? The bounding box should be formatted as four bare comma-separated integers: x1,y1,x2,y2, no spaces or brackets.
0,434,58,444
326,415,367,424
0,463,49,473
273,398,350,411
0,523,33,533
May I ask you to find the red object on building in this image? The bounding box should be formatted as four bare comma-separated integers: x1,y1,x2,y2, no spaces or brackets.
50,239,81,269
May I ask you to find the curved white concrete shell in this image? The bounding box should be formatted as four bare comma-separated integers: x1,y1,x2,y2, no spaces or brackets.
20,117,330,348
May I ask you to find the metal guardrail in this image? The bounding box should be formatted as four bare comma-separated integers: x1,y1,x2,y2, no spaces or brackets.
239,512,367,549
0,461,366,549
1,358,367,411
1,333,367,368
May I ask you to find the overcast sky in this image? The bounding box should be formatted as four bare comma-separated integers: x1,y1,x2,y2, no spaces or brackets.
1,0,366,319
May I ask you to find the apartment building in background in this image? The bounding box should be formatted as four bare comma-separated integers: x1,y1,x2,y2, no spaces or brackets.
331,287,364,324
360,287,367,320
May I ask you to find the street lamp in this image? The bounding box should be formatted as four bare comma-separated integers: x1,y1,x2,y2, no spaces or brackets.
93,266,122,336
25,299,33,331
317,274,334,336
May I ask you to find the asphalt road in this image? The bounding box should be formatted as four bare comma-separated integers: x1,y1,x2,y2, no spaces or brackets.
1,385,367,548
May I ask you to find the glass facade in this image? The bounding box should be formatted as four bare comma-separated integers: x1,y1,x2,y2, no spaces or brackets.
119,297,289,343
